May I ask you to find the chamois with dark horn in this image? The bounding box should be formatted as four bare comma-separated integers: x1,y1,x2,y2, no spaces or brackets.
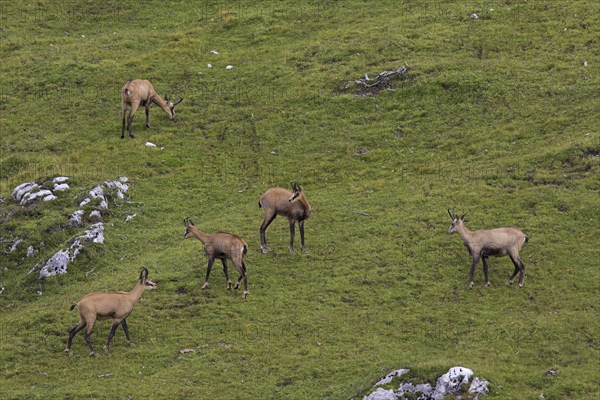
66,268,156,357
447,209,529,289
120,79,183,138
183,218,249,299
259,182,312,254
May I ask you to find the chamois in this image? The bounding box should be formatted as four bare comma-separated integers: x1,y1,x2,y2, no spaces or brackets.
65,268,156,357
447,209,529,289
183,218,249,299
259,182,312,254
120,79,183,139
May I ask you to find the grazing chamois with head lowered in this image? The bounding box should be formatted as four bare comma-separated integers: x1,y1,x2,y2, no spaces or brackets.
447,209,529,289
120,79,183,139
259,182,312,254
66,268,156,357
183,218,249,299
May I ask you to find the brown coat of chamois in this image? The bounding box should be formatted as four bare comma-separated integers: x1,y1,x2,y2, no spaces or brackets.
65,268,156,357
120,79,183,138
183,218,249,299
259,182,312,254
447,209,529,289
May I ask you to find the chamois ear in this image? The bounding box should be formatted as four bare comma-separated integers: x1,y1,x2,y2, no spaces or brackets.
183,218,194,226
460,214,466,221
139,268,148,283
165,94,170,102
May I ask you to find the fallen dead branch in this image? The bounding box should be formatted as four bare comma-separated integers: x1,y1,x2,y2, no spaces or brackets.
339,64,409,96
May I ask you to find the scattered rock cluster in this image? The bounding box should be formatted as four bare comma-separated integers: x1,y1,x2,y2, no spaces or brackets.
362,367,489,400
11,177,130,279
12,177,70,205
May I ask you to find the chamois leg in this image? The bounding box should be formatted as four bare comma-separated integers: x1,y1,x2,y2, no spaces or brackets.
233,261,248,299
221,259,232,289
202,257,215,290
517,258,526,287
104,321,120,355
121,104,128,139
299,220,307,252
259,212,276,253
66,320,86,356
508,255,521,286
126,102,140,138
145,103,151,128
121,319,135,347
468,255,481,290
482,256,491,287
289,220,296,254
509,255,525,287
84,321,98,357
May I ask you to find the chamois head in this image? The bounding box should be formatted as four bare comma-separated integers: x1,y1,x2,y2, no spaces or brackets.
288,182,303,203
139,268,157,289
164,95,183,120
183,218,195,238
447,208,466,234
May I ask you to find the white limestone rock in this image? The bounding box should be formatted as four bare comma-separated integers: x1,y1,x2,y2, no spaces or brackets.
12,182,39,202
39,250,70,277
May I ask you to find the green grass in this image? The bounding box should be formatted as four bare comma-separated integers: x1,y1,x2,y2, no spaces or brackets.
1,1,599,398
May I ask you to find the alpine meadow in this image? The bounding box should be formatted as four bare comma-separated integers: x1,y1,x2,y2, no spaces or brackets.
0,1,598,399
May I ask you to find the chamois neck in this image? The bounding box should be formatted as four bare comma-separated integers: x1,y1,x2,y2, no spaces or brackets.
128,282,146,303
189,226,210,244
455,222,473,241
298,194,311,213
152,95,171,114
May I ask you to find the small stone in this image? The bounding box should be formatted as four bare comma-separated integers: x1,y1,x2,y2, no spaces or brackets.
363,388,396,400
88,210,103,223
27,246,37,257
12,182,39,201
68,210,85,227
9,239,22,253
375,369,410,386
89,186,104,199
54,183,70,191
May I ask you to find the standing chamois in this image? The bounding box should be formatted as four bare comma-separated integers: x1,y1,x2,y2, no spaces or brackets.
66,268,156,357
183,218,249,299
259,182,312,254
447,209,529,289
120,79,183,138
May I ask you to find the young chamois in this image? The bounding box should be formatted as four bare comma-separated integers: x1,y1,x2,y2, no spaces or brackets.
259,182,312,254
183,218,249,299
447,209,529,289
120,79,183,138
65,268,156,357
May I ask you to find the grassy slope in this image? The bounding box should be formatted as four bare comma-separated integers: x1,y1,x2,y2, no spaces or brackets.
1,1,598,398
